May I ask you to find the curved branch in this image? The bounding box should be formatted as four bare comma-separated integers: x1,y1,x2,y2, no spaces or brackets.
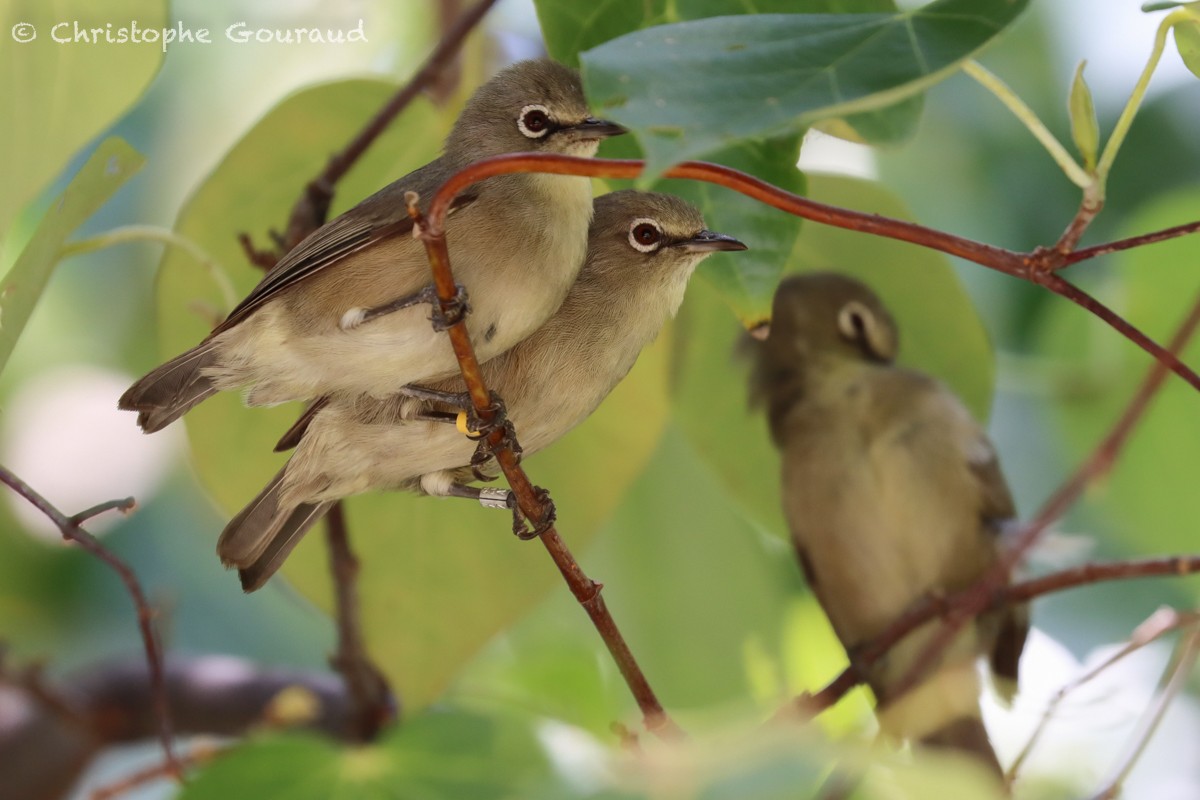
0,467,179,780
403,196,678,737
419,153,1200,393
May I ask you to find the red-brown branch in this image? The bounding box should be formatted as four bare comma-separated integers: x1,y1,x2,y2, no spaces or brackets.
420,153,1200,394
275,0,499,252
0,467,180,780
412,151,1200,736
403,196,678,738
792,554,1200,719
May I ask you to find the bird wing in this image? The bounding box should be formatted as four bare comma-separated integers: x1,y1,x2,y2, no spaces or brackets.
902,375,1028,694
215,160,477,332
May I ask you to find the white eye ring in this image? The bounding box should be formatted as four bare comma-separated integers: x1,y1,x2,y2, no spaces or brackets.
837,300,895,361
837,301,873,343
628,218,663,253
517,104,552,139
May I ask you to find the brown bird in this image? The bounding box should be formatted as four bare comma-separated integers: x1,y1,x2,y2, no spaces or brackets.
219,190,747,591
749,272,1027,780
120,59,625,431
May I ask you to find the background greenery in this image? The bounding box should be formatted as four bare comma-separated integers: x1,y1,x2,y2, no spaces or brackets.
1,0,1198,797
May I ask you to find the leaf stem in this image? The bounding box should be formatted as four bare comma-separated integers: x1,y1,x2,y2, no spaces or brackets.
1095,10,1188,177
962,60,1092,189
61,224,237,312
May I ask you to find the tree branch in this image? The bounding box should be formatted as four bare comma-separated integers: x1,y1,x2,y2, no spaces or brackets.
417,153,1200,394
324,502,396,740
403,196,679,739
0,467,179,780
237,0,499,737
256,0,499,258
0,655,363,800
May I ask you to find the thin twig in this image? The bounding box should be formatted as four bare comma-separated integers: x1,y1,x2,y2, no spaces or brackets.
69,496,136,526
272,0,498,254
1007,607,1199,781
324,502,395,740
0,467,180,779
90,742,226,800
1061,219,1200,267
1088,630,1200,800
404,194,679,738
417,152,1200,394
792,556,1200,719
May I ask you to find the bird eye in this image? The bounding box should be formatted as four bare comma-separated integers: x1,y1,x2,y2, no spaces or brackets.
837,300,894,361
837,302,870,343
628,219,662,253
518,105,552,138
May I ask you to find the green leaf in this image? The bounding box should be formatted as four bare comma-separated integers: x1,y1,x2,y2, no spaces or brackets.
580,0,1030,173
536,0,899,67
181,710,553,800
1174,14,1200,78
0,0,164,239
813,94,926,146
0,137,144,374
154,79,669,706
600,132,806,322
1035,186,1200,560
672,174,994,537
1068,61,1100,170
537,0,924,147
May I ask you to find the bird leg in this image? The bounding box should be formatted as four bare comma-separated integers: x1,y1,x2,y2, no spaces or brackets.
445,483,514,510
339,283,470,332
397,386,511,442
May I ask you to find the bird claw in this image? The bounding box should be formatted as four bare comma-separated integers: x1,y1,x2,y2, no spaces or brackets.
512,486,556,540
429,284,470,331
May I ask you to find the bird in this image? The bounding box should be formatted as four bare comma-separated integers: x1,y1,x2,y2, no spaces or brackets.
747,272,1028,780
119,58,626,432
218,190,747,591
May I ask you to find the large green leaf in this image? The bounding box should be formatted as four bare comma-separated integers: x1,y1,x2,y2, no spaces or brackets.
536,0,922,147
1035,187,1200,561
0,0,164,240
0,137,144,374
671,174,995,538
154,79,670,706
580,0,1030,173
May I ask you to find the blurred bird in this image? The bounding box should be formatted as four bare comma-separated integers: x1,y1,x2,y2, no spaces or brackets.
219,190,747,591
748,272,1027,780
120,59,625,431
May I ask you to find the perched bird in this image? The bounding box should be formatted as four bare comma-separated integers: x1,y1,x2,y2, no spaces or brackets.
120,59,625,431
219,190,746,591
748,273,1027,779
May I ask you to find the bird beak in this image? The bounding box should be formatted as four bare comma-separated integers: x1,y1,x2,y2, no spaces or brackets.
674,229,748,253
566,117,627,140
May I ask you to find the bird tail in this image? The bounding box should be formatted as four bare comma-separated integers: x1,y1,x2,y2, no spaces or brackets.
874,658,1004,782
216,467,333,593
989,602,1030,705
119,341,219,432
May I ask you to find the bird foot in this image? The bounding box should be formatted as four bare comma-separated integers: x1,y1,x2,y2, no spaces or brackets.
338,284,470,332
512,486,556,540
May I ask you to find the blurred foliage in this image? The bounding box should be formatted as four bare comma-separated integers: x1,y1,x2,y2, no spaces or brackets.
0,0,1198,798
0,0,163,242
